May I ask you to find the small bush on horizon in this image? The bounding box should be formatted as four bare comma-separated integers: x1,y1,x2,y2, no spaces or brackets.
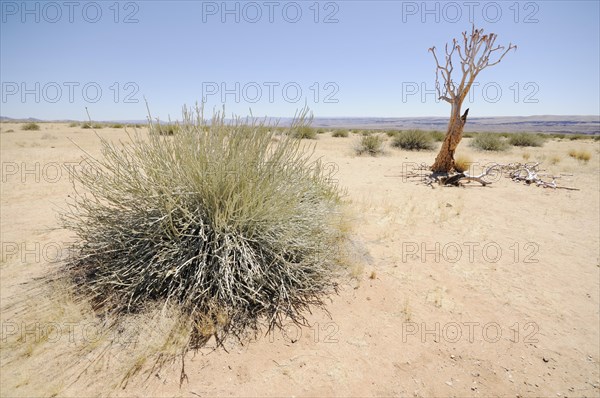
430,130,445,142
356,134,385,156
470,133,508,151
22,122,40,131
332,130,349,137
391,129,434,151
508,133,545,147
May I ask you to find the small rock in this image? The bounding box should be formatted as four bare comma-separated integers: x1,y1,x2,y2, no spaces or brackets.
445,381,453,387
543,357,549,363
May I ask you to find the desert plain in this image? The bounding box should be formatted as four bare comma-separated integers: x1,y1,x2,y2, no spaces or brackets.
0,122,599,397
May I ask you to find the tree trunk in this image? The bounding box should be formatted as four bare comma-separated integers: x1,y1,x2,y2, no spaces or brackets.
431,105,469,173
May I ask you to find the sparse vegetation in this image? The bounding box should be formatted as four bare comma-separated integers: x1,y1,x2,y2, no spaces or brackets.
356,134,385,156
156,124,179,135
290,125,317,139
332,130,349,138
68,122,78,127
21,122,40,131
386,130,400,137
522,152,531,161
453,154,472,173
391,129,434,151
549,155,561,165
470,133,508,151
56,106,347,368
569,149,591,163
81,123,92,129
568,134,586,140
508,133,545,147
429,130,445,142
110,123,124,129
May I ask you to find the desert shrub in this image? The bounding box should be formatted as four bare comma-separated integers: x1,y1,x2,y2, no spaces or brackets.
332,130,349,138
156,124,179,135
385,130,400,137
81,123,92,129
429,130,445,142
356,134,384,156
593,135,600,141
391,129,434,150
463,131,478,138
508,133,545,147
69,122,78,127
522,152,531,161
453,154,472,173
568,134,586,140
92,123,103,129
290,125,317,139
6,129,14,133
57,105,346,357
21,122,40,131
110,123,124,129
550,133,565,140
569,149,591,163
317,129,326,134
470,133,508,151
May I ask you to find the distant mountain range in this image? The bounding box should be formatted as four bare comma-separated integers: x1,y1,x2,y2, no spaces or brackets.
1,115,598,134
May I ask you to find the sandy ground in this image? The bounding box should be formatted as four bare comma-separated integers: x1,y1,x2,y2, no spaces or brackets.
1,123,599,397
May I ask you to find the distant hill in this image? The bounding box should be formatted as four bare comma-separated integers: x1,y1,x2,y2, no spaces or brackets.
308,115,600,135
1,115,598,134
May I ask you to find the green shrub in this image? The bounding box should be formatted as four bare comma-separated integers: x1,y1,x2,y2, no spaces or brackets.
156,124,179,135
391,129,434,150
429,130,445,142
568,134,586,140
92,123,104,129
385,130,400,137
21,122,40,131
508,133,545,147
594,135,600,141
332,130,349,138
57,105,346,356
81,123,92,129
356,134,384,156
110,123,124,129
463,131,478,138
290,125,317,139
470,133,508,151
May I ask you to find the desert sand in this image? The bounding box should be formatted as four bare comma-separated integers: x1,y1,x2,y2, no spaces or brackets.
1,122,599,397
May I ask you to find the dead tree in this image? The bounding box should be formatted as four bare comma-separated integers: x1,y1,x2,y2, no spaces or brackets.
430,25,516,173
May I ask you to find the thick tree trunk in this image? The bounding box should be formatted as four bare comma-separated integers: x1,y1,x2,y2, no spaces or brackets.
431,105,469,173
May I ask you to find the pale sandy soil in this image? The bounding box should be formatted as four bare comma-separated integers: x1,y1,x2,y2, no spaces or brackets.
1,123,599,397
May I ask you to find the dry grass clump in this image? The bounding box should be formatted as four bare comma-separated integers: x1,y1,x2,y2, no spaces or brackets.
21,122,40,131
391,129,434,150
57,105,347,361
549,154,561,165
508,132,545,147
470,133,508,151
453,154,472,173
332,129,349,137
569,149,591,163
356,134,385,156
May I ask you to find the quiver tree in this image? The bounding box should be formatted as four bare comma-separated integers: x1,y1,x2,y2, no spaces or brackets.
430,25,516,173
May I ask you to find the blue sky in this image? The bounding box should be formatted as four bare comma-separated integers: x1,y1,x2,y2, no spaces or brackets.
1,0,599,120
